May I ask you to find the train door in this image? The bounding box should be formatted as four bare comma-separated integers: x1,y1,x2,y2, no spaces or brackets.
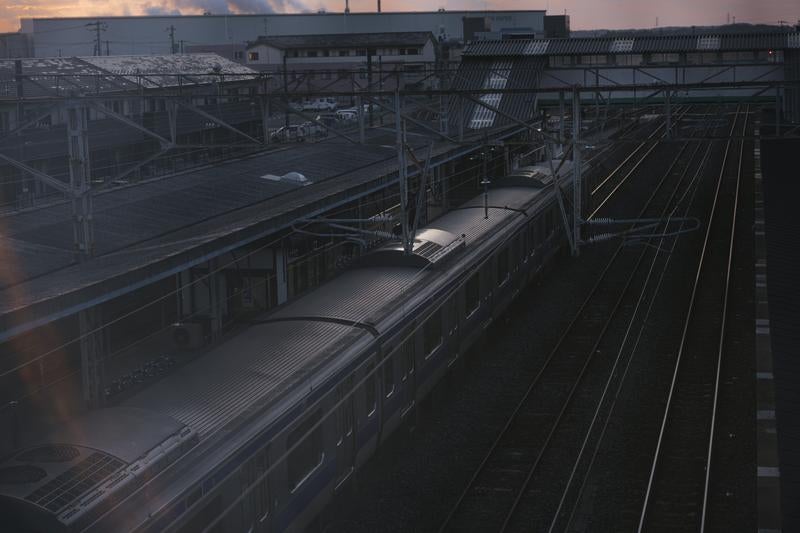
400,338,416,422
446,297,459,365
239,446,271,533
334,375,355,491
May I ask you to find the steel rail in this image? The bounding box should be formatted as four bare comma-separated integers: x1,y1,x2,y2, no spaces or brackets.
548,104,722,533
699,104,749,533
501,106,718,533
636,105,744,533
437,104,703,533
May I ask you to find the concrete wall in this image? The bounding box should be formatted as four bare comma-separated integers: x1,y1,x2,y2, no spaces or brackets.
22,11,545,58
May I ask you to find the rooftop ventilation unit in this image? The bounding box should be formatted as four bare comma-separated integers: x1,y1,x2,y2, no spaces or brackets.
261,172,311,186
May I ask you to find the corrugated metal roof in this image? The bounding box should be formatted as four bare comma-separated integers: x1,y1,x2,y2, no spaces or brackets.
463,31,800,57
0,53,256,97
449,55,545,131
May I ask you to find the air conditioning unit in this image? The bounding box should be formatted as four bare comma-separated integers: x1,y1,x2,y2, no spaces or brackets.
171,322,205,350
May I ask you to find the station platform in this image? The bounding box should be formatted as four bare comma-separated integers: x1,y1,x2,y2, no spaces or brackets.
760,129,800,533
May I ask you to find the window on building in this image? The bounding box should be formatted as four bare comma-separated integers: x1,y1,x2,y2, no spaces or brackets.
322,71,332,80
337,69,349,79
248,51,259,61
580,54,608,65
234,51,244,60
466,272,480,315
615,54,642,66
306,50,318,58
648,52,680,64
323,50,330,57
549,55,572,67
356,49,367,56
497,247,509,285
339,50,349,57
364,361,376,415
406,48,420,55
287,411,323,491
290,50,299,58
424,309,442,358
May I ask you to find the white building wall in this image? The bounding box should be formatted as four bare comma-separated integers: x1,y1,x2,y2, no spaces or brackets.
21,11,544,58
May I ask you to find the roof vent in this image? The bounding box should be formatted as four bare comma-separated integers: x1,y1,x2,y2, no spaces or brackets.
261,172,311,186
0,465,47,485
17,445,80,463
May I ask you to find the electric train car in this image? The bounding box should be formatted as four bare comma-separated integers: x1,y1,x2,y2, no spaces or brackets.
0,166,572,533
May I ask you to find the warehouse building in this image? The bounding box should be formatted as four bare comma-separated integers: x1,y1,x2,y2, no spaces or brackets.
20,10,549,58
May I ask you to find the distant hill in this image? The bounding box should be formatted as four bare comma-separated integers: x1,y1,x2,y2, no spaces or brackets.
571,23,797,38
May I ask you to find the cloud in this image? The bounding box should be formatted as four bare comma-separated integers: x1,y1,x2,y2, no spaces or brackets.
226,0,276,13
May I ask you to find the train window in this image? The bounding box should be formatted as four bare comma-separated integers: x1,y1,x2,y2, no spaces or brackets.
287,411,324,492
497,247,510,285
364,361,376,415
423,310,443,358
384,355,395,397
465,272,480,316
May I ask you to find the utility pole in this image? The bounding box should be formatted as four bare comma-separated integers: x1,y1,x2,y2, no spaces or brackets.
377,0,381,12
86,21,106,56
395,90,411,254
572,87,582,257
105,40,110,56
166,25,177,54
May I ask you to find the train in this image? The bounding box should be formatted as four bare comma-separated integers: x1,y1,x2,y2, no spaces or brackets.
0,162,574,533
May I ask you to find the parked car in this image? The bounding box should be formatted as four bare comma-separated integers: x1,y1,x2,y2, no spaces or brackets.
335,109,359,122
301,98,337,111
270,125,307,143
302,121,328,138
315,113,338,128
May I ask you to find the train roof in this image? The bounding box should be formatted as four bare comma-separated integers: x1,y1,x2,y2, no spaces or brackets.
0,408,195,531
0,183,550,530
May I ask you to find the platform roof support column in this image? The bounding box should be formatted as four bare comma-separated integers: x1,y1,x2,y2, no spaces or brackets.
275,247,288,305
357,95,365,144
458,96,465,142
67,102,94,260
208,257,223,340
775,87,781,136
559,90,565,153
260,95,270,145
572,88,582,257
79,306,105,409
395,90,411,255
665,90,672,140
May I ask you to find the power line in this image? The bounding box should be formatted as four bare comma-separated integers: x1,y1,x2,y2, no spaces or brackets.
85,20,107,56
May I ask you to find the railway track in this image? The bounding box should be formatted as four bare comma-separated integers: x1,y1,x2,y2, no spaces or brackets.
437,104,722,533
636,106,749,532
587,106,691,219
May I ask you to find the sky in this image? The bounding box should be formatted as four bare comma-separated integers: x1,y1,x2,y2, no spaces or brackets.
0,0,797,33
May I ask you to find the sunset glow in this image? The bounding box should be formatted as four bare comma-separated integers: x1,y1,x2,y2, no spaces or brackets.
0,0,797,34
